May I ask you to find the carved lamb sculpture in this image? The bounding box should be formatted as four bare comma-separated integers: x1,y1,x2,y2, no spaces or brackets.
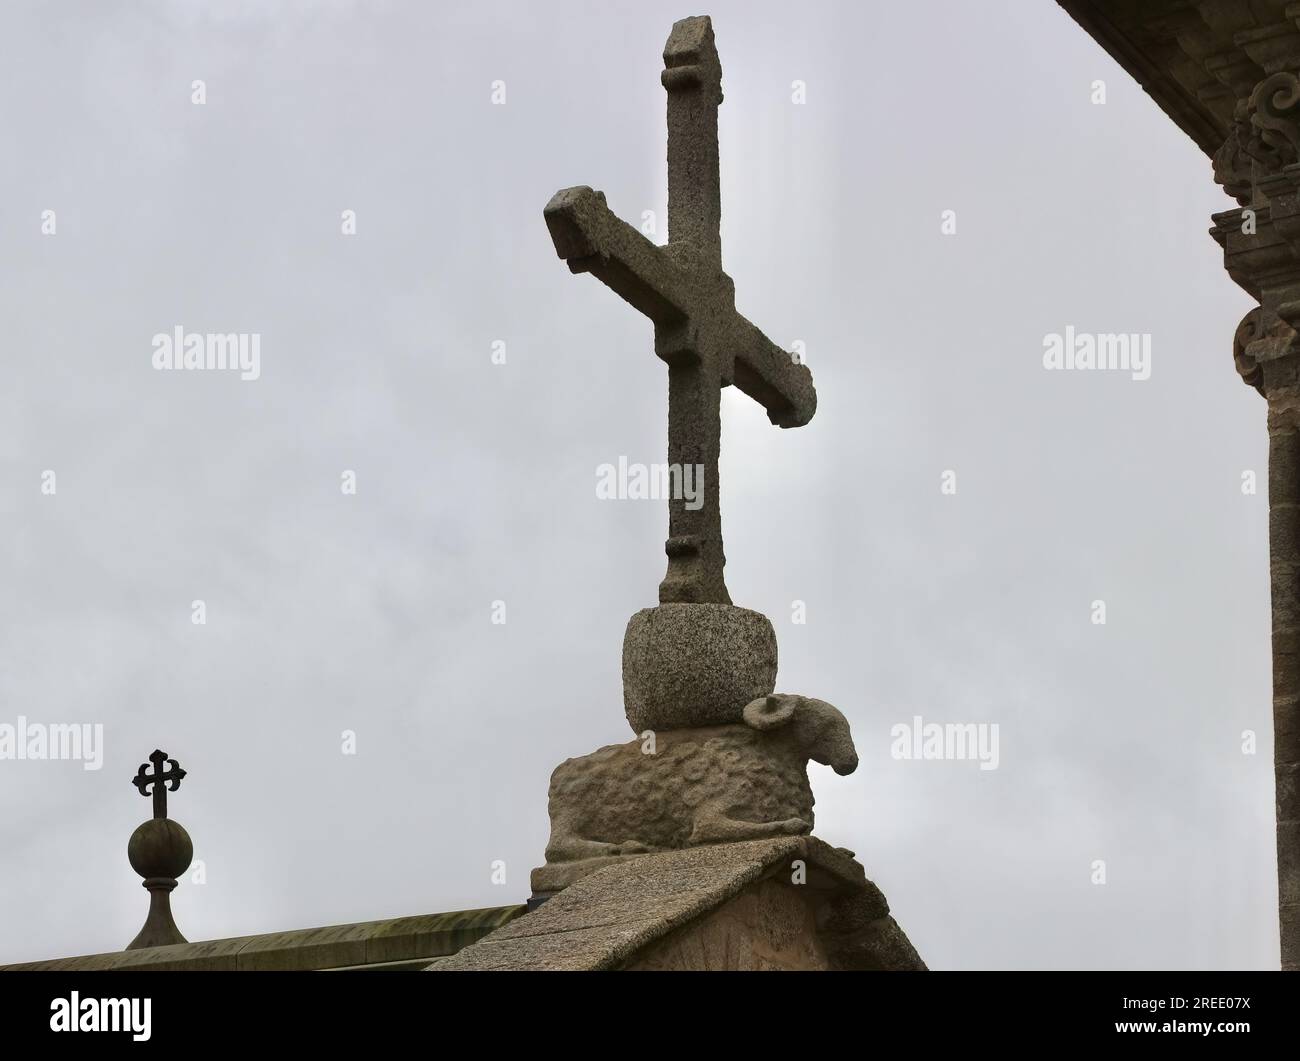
543,693,858,865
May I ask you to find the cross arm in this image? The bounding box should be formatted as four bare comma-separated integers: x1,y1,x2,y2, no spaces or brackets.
729,313,817,428
544,186,694,325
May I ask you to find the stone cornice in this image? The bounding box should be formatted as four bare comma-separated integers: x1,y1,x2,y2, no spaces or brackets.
1056,0,1254,157
1055,2,1300,168
1061,3,1300,396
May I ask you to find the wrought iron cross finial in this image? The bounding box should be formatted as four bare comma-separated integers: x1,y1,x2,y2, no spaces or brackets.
131,749,186,820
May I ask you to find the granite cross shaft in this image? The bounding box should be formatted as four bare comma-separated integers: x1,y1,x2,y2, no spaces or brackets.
132,749,186,820
544,15,816,606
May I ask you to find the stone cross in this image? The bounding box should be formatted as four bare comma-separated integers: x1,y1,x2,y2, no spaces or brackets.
544,15,816,605
132,749,186,820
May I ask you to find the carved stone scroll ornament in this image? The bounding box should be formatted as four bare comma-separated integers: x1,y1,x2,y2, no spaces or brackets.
1234,307,1267,394
1251,72,1300,171
1231,304,1300,397
1215,75,1300,202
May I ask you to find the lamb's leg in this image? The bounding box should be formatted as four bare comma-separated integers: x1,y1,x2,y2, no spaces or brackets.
545,834,623,863
688,810,812,846
545,834,656,863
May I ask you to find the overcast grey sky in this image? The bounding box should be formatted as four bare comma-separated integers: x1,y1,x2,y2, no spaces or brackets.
0,0,1276,969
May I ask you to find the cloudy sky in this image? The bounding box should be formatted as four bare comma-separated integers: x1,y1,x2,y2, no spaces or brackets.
0,0,1276,969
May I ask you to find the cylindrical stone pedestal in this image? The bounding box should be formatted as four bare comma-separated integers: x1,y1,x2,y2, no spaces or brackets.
621,603,777,733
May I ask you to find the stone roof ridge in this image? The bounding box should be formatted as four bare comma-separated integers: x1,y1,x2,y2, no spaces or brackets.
432,836,922,972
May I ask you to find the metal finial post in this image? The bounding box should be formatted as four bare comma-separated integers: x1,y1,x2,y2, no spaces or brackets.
132,749,186,819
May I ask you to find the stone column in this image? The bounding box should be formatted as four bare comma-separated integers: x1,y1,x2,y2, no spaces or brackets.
1213,90,1300,967
1265,359,1300,971
1051,0,1300,972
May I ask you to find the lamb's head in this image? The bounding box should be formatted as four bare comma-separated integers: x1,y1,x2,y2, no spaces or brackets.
742,694,858,775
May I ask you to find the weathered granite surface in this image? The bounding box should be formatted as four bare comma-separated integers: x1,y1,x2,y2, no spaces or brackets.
434,836,925,972
622,604,777,731
0,906,524,972
533,694,858,893
626,878,830,970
